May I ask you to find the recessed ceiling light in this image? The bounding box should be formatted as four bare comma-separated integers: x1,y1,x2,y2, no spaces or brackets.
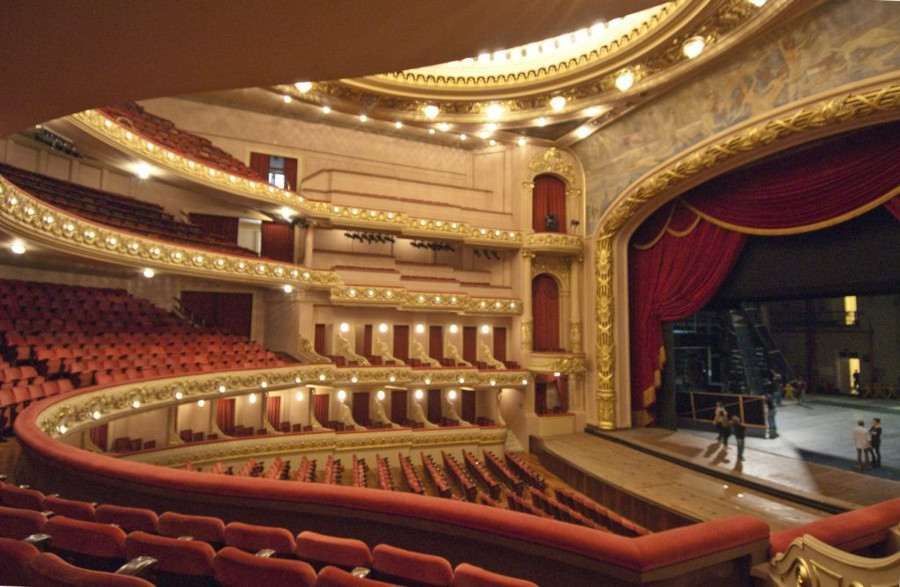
322,106,331,114
615,71,635,92
516,137,527,147
394,121,403,129
135,162,152,180
428,128,436,135
283,284,293,293
485,103,504,119
142,268,155,278
550,96,567,111
576,126,592,139
489,139,497,146
437,122,450,132
536,117,548,127
585,106,600,116
682,36,705,59
359,114,368,122
10,241,26,255
295,81,313,93
459,134,468,141
478,130,491,139
283,95,292,104
423,104,440,119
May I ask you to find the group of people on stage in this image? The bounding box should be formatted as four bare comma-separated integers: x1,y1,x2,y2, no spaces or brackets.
853,417,883,469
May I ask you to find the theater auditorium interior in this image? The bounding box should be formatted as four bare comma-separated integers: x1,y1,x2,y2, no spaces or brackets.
0,1,899,585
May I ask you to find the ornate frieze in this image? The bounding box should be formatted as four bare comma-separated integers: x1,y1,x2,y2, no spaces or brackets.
329,286,521,315
766,532,900,587
531,256,570,285
524,232,584,256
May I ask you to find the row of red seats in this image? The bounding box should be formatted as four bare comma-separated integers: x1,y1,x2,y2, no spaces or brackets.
442,452,477,502
296,456,317,483
398,453,425,495
0,479,537,586
528,487,605,531
98,103,266,182
352,455,369,488
0,379,75,436
462,450,501,500
503,451,545,492
375,454,395,491
503,488,550,519
482,450,524,496
553,487,650,537
421,452,451,498
323,456,344,485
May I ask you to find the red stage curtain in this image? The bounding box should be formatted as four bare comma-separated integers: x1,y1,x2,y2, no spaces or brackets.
90,424,108,451
352,392,370,425
427,389,442,423
266,395,281,428
314,324,326,354
428,326,443,361
284,157,298,191
532,275,560,351
249,152,270,179
532,175,567,233
393,325,409,361
188,213,239,244
390,390,407,423
493,326,507,363
217,398,235,436
260,221,294,262
363,325,373,357
462,390,476,423
314,394,330,425
462,326,477,363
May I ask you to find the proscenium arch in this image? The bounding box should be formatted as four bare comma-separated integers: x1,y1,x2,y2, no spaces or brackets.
593,80,900,430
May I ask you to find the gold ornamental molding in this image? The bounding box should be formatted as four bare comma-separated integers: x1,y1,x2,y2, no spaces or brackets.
531,256,570,286
526,148,579,191
330,285,522,316
594,82,900,430
524,232,584,256
765,530,900,587
67,110,523,249
0,177,339,288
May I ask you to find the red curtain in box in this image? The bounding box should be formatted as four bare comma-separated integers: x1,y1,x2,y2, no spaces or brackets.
629,121,900,425
462,390,476,424
216,398,235,436
532,275,560,351
352,392,370,425
314,324,326,355
532,175,566,233
266,395,281,428
314,394,330,425
390,390,407,423
188,213,239,244
493,326,507,363
249,152,270,179
216,293,253,339
462,326,477,363
558,375,569,412
427,389,442,423
90,424,108,451
363,325,373,357
180,291,216,328
283,157,298,191
261,221,294,262
393,325,409,361
428,326,443,360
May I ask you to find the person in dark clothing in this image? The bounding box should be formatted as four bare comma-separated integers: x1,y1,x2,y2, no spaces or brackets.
765,392,777,438
731,416,746,461
714,401,729,445
867,417,882,467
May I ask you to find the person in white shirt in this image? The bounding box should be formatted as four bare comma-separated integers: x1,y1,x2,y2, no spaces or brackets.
853,420,871,469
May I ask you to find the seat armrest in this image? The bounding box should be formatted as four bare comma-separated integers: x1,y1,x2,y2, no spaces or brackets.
255,549,277,558
351,567,372,578
24,533,52,550
117,556,158,578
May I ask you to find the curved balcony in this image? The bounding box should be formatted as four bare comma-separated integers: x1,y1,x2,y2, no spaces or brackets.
524,232,584,256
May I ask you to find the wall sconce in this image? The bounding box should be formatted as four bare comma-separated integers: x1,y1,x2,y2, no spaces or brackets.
337,390,347,402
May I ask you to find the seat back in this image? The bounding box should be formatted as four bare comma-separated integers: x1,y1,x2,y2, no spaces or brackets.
1,483,46,510
372,544,454,587
0,504,47,539
0,536,40,586
126,531,215,586
158,511,225,546
96,504,160,533
26,551,155,587
43,496,97,522
453,563,538,587
317,565,400,586
213,546,316,587
44,515,127,572
224,521,296,556
296,530,372,569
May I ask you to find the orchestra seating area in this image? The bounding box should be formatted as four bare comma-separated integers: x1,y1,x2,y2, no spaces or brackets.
0,163,261,257
0,279,288,435
0,478,541,586
98,102,266,183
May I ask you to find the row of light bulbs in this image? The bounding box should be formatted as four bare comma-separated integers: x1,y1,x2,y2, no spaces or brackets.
338,321,495,335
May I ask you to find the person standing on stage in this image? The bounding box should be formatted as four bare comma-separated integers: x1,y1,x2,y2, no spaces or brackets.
867,417,882,468
765,392,778,439
731,416,746,461
853,419,871,469
713,402,729,445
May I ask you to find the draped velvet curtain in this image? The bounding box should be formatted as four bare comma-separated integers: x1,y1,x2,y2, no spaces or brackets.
393,326,409,361
493,326,507,363
462,390,476,423
314,324,326,355
427,389,442,423
390,390,407,423
535,379,548,414
266,395,281,428
179,291,217,327
462,326,477,363
216,398,235,436
249,152,270,180
90,424,108,451
352,392,370,425
180,292,252,338
189,214,239,243
532,275,560,351
428,326,443,360
260,221,294,262
532,175,567,233
283,157,298,191
557,375,569,413
629,121,900,424
314,394,330,425
363,325,373,357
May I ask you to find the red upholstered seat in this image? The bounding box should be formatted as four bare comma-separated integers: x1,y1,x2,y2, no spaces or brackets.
452,563,538,587
97,504,160,533
372,544,454,587
0,504,47,538
296,530,373,569
44,515,128,572
224,521,296,556
0,536,40,586
159,511,225,545
1,483,46,510
317,565,400,586
26,551,155,587
44,495,97,522
126,530,215,583
213,546,316,587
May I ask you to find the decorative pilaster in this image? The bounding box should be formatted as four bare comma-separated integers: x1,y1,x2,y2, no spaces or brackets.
570,256,583,352
521,250,534,353
303,225,314,267
595,234,616,430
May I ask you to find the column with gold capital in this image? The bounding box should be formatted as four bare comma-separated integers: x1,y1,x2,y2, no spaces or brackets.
569,255,583,352
520,249,533,353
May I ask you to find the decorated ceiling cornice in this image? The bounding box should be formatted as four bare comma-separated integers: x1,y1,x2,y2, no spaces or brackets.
66,109,523,248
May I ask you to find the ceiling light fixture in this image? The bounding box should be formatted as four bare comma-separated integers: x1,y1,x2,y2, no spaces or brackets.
615,71,635,92
283,284,293,293
459,134,467,141
135,162,152,180
550,96,567,111
423,104,440,119
747,0,766,6
682,36,706,59
142,268,155,278
516,137,527,147
576,126,592,139
359,114,368,122
295,81,313,93
437,122,450,132
322,106,331,114
536,117,548,127
10,241,26,255
394,121,403,129
282,95,292,104
485,103,504,119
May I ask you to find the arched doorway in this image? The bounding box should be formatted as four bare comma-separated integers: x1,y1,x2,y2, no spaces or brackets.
532,174,567,233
